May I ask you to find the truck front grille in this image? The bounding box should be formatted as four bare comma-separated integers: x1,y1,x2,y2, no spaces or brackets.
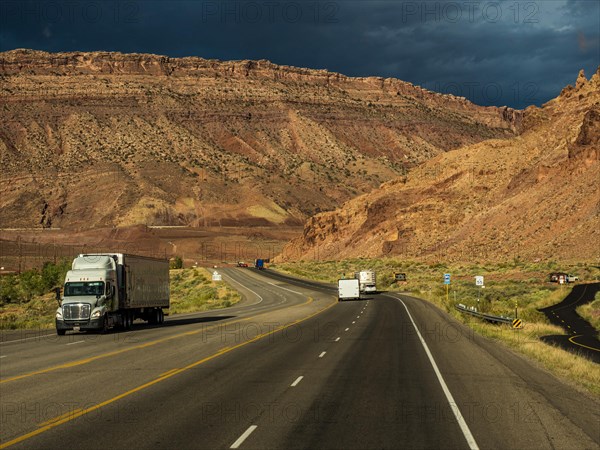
63,303,91,321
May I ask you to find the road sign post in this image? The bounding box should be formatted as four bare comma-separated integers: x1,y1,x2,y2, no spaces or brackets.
444,274,451,303
475,276,484,309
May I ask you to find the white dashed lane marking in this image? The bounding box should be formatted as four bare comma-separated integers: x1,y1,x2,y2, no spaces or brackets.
230,425,258,449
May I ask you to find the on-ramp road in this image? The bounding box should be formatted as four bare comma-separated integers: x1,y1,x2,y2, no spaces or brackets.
539,282,600,363
1,269,598,449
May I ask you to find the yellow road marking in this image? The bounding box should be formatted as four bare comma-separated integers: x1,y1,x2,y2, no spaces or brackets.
568,335,600,352
0,298,337,449
38,409,83,428
158,368,180,378
1,296,317,385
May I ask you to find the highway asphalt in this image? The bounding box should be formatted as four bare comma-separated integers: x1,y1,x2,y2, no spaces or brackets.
1,269,598,449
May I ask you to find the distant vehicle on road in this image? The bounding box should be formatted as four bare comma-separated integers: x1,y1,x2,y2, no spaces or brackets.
255,259,265,270
338,279,360,301
55,253,169,335
549,272,579,283
354,270,377,293
549,272,568,283
237,261,248,267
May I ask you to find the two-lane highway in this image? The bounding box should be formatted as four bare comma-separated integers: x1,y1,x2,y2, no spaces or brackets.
1,269,598,449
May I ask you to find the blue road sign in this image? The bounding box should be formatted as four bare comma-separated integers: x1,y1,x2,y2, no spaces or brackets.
444,273,451,285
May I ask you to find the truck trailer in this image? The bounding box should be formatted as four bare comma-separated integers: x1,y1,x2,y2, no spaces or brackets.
338,279,360,301
55,253,170,335
354,270,377,294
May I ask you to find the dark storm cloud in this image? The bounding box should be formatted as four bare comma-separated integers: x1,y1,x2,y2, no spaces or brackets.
0,0,598,108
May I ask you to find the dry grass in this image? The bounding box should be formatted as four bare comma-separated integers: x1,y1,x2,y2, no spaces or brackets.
469,320,600,396
169,267,241,314
576,292,600,333
0,293,57,330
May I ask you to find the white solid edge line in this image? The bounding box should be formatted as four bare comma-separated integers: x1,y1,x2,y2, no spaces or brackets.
396,297,479,450
267,282,304,296
222,273,264,306
291,376,304,387
230,425,258,449
319,351,326,358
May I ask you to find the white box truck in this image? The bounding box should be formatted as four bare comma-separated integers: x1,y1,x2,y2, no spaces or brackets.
354,270,377,294
55,253,169,335
338,279,360,301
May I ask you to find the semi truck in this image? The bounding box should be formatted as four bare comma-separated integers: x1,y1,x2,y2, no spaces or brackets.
55,253,170,335
338,279,360,301
255,259,265,270
354,270,377,294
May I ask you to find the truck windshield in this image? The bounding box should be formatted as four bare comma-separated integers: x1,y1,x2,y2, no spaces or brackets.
64,281,105,297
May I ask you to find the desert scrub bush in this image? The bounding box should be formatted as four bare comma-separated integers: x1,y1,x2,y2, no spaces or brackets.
169,268,240,314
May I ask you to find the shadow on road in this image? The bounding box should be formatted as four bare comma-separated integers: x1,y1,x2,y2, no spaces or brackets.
131,315,237,331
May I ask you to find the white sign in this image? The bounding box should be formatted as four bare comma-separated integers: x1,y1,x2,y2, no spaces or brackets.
475,276,484,286
212,271,222,281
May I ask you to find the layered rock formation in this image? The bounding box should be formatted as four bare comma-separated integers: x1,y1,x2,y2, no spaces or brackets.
0,49,518,229
280,68,600,262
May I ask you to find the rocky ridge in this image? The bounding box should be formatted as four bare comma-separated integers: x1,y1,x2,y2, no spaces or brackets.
280,68,600,263
1,49,519,229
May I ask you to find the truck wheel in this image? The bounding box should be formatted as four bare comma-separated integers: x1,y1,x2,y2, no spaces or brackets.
124,312,132,330
57,329,66,336
158,309,164,324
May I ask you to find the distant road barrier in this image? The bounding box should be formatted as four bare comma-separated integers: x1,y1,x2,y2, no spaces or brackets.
455,303,516,325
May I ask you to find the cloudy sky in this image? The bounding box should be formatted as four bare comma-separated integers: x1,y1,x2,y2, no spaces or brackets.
1,0,598,108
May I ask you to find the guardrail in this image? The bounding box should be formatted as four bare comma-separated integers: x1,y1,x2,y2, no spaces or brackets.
455,303,514,324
